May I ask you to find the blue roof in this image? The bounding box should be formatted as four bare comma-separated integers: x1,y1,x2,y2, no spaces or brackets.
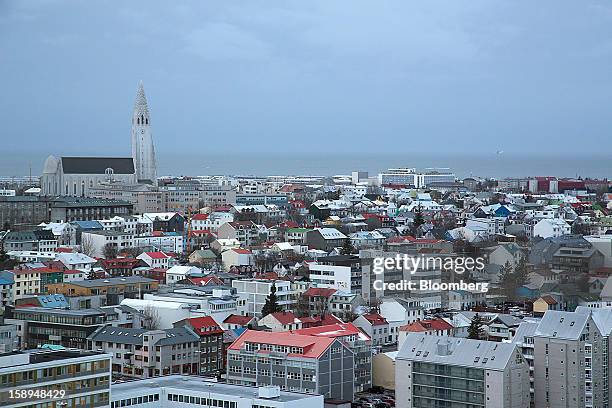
0,271,14,285
37,294,69,308
72,220,104,229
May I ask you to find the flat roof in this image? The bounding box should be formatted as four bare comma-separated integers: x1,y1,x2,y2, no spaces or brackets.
111,375,321,403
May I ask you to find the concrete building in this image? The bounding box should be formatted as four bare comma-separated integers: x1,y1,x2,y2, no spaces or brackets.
232,279,297,317
533,310,607,408
396,333,530,408
226,330,355,401
110,375,323,408
88,325,200,379
0,349,112,408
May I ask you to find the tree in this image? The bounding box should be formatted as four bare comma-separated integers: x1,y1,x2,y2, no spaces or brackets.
341,239,356,255
499,258,530,301
412,205,425,237
142,305,161,330
103,243,118,259
467,313,486,340
80,235,96,257
261,283,282,317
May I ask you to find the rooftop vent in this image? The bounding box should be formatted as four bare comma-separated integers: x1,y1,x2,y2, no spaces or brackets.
258,385,281,399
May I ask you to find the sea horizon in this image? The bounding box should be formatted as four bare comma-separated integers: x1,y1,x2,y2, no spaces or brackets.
1,151,610,181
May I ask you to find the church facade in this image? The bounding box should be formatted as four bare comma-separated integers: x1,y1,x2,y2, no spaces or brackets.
41,82,158,197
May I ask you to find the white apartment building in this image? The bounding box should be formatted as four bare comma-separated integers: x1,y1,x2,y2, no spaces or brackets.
308,263,352,291
232,279,297,317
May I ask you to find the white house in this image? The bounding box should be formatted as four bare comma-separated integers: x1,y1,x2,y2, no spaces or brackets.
165,265,203,285
56,252,97,271
532,218,571,238
308,263,352,291
136,251,175,269
221,248,254,271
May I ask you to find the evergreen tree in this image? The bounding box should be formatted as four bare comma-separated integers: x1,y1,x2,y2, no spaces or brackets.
467,313,485,340
261,283,282,317
341,239,356,255
412,205,425,237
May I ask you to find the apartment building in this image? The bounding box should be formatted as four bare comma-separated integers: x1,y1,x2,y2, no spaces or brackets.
0,348,112,408
293,322,372,393
232,279,297,317
111,375,323,408
533,310,607,408
173,316,225,375
87,325,200,379
227,330,355,401
396,333,530,408
5,306,106,349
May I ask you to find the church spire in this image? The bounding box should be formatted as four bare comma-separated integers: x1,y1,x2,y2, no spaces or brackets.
133,80,149,119
131,80,157,184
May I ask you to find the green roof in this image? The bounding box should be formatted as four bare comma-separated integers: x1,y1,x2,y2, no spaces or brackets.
286,228,312,233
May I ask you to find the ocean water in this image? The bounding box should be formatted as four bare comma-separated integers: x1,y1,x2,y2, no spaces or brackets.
2,151,611,179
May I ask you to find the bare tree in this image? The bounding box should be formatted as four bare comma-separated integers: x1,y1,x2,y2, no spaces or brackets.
142,305,161,330
80,234,96,257
103,243,118,259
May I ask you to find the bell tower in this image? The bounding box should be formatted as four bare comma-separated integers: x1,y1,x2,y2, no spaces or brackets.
131,81,157,184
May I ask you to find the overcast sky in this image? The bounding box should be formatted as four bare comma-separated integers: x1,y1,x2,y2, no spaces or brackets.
2,0,612,162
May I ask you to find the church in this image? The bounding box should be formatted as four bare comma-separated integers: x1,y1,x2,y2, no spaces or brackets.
41,81,157,196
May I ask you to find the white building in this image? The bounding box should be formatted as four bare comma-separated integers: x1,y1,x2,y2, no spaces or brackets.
308,263,352,291
532,218,571,239
110,376,323,408
81,230,135,258
165,265,202,285
222,248,254,271
232,279,297,317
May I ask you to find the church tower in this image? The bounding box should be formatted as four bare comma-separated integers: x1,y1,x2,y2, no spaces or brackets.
131,81,157,184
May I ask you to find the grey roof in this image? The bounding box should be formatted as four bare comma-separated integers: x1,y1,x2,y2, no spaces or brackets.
61,157,135,174
575,306,612,336
88,326,198,346
13,307,105,317
70,276,156,288
533,310,590,340
111,375,321,403
397,333,518,371
512,321,540,344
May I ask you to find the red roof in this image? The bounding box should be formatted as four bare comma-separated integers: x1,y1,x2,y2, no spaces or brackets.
192,213,209,221
186,316,224,335
143,251,171,259
189,276,223,286
266,311,300,325
363,313,388,326
400,318,453,333
303,287,338,298
223,314,255,326
540,295,558,305
293,322,371,341
228,330,336,359
55,247,74,253
231,248,252,255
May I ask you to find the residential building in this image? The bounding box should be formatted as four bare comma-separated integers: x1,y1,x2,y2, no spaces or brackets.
0,349,112,408
353,313,391,347
293,322,373,393
396,333,531,408
173,316,225,375
306,228,348,252
5,306,106,349
218,221,260,247
88,325,200,379
226,330,355,401
232,279,297,317
533,310,606,408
